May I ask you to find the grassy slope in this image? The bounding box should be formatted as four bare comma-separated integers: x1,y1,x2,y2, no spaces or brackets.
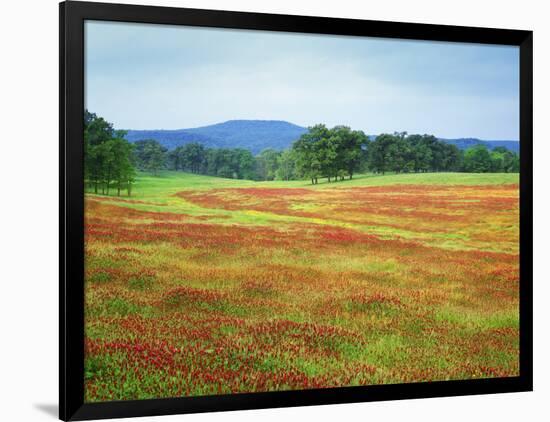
89,171,519,212
131,171,519,197
86,172,519,253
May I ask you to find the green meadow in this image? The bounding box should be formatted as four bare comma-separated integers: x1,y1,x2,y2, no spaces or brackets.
84,171,520,401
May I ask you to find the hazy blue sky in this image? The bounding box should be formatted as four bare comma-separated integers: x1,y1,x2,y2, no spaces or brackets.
85,20,519,140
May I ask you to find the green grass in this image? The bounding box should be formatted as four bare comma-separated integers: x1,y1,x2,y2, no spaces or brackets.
434,307,519,330
114,170,519,199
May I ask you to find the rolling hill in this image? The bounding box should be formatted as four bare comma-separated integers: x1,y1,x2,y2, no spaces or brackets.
124,120,308,154
124,120,519,154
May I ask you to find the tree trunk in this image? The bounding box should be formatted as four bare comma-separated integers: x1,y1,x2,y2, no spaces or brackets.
106,166,111,195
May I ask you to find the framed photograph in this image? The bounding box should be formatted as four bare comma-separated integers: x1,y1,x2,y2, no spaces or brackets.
60,1,533,420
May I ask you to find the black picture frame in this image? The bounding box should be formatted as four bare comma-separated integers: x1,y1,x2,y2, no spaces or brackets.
60,1,533,420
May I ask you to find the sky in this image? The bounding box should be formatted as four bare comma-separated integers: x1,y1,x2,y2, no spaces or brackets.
85,20,520,140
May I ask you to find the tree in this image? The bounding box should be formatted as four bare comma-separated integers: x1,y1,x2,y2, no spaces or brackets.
235,149,256,179
168,146,184,170
408,135,433,173
492,147,519,173
293,124,329,184
216,164,234,178
84,111,115,193
276,149,296,181
317,133,338,182
180,143,206,173
110,137,136,196
145,143,166,176
441,143,463,172
85,139,104,194
463,145,492,172
489,149,505,172
332,126,368,180
507,153,520,173
406,134,463,173
368,134,397,175
255,149,281,181
133,139,167,175
84,110,114,146
426,135,445,171
388,132,414,174
204,148,221,176
84,111,136,196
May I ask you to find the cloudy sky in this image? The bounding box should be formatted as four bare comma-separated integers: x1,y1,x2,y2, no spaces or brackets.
85,20,519,140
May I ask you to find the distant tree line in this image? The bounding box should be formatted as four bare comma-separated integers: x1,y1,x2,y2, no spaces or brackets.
367,133,518,175
166,143,256,179
84,111,520,194
463,144,519,173
137,125,518,184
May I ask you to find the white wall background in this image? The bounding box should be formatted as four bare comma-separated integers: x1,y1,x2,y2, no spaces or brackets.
0,0,547,421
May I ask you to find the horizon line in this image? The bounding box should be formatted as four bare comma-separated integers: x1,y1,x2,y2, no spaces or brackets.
119,119,520,143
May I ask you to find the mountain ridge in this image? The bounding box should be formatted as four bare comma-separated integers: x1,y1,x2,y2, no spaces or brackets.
124,120,519,154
